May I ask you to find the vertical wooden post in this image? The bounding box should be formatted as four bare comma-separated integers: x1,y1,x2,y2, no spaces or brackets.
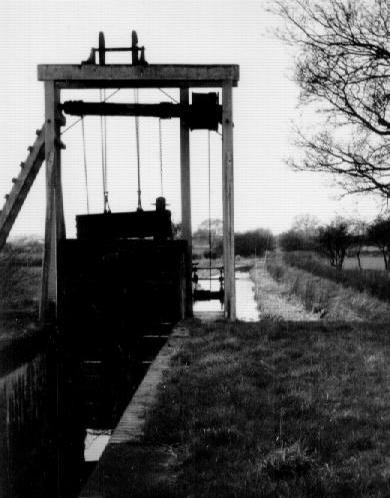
40,81,66,322
180,87,193,317
222,83,236,320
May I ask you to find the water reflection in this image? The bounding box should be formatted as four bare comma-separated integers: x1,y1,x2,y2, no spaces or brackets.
235,271,260,321
84,429,112,462
193,271,259,321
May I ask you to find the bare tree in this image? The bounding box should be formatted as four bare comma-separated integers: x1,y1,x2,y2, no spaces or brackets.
316,218,353,270
291,213,320,237
272,0,390,197
367,216,390,269
348,219,368,270
278,213,319,251
193,218,223,257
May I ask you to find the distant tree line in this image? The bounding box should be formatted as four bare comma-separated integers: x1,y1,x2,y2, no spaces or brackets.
279,214,390,271
233,229,275,257
192,219,275,258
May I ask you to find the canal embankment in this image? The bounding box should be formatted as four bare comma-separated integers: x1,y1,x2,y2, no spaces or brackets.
251,258,319,321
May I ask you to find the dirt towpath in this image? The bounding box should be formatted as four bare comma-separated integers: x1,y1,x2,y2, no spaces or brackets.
252,259,319,321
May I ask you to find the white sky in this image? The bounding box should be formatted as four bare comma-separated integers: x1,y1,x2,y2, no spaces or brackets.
0,0,383,239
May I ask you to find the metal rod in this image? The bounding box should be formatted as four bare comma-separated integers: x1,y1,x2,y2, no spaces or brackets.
91,47,145,53
196,277,223,281
193,266,224,271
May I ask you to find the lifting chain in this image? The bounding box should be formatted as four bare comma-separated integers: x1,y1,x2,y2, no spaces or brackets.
134,89,143,211
80,116,90,213
99,89,111,213
159,118,164,197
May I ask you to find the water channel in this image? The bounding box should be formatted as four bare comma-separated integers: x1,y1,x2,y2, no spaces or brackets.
193,270,259,321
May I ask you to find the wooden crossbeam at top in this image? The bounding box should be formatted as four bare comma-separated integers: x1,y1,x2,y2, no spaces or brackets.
37,64,239,88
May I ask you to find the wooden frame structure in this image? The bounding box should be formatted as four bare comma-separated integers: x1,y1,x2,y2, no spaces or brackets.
38,62,239,321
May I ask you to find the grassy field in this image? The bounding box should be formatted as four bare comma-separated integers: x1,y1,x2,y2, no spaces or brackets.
0,238,42,313
143,319,390,497
343,254,385,271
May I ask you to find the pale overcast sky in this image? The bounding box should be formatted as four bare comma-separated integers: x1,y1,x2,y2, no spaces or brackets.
0,0,383,239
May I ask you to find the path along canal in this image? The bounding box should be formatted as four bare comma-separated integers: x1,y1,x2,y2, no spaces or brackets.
252,259,319,321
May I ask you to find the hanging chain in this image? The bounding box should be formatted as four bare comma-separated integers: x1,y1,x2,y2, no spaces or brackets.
99,89,110,213
103,90,110,212
134,88,143,211
99,89,105,207
80,116,90,213
159,118,164,197
208,130,212,291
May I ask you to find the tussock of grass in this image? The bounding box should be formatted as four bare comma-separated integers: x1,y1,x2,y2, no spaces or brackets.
266,255,390,322
143,320,390,497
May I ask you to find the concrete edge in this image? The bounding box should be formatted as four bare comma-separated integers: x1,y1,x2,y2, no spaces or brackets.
109,324,189,444
79,323,190,497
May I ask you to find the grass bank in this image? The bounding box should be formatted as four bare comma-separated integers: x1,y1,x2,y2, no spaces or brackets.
143,319,390,497
265,254,390,322
0,239,42,313
284,252,390,304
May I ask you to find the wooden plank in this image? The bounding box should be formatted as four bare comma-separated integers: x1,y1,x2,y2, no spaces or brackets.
180,88,193,318
37,64,239,88
40,82,66,323
222,83,236,320
0,126,45,250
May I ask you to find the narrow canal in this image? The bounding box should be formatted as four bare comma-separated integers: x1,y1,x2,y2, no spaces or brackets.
193,270,259,321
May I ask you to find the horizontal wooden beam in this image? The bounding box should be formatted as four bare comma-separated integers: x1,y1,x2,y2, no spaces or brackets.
37,64,239,88
60,100,222,130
